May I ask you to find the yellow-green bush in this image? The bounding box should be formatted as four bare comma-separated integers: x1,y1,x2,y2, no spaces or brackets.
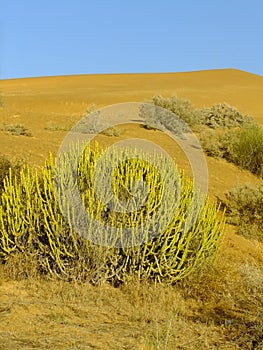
0,143,225,285
0,154,21,192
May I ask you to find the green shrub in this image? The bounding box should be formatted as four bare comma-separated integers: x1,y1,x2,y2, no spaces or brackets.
226,182,263,242
0,143,225,285
1,123,32,136
199,103,253,129
227,124,263,177
200,124,263,177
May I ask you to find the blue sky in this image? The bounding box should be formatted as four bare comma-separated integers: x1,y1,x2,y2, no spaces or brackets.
0,0,262,79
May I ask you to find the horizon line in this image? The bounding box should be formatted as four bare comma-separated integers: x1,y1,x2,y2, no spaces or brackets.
1,67,262,81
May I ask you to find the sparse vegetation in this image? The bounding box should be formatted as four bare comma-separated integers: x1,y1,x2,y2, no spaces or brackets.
1,123,32,136
145,95,263,178
44,121,68,131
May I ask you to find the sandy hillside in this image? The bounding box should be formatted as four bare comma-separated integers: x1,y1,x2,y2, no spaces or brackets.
0,69,263,349
0,68,262,198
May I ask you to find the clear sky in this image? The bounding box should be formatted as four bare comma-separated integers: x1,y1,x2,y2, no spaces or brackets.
0,0,262,79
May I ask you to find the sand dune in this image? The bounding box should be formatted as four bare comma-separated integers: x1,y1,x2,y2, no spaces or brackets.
1,68,263,119
0,68,262,196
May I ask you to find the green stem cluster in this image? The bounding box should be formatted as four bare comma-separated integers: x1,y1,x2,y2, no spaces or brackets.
0,143,225,285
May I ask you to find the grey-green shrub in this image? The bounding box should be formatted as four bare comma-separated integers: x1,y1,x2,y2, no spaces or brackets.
146,97,253,130
199,103,253,129
147,95,201,127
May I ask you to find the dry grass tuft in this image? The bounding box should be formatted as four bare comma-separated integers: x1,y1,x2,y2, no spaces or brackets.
0,123,32,136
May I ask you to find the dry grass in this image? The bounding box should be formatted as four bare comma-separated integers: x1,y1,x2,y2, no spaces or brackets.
0,123,32,136
1,240,263,349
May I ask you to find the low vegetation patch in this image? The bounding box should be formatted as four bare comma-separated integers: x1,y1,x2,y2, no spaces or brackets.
226,182,263,242
145,96,253,129
1,123,32,136
44,121,68,131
